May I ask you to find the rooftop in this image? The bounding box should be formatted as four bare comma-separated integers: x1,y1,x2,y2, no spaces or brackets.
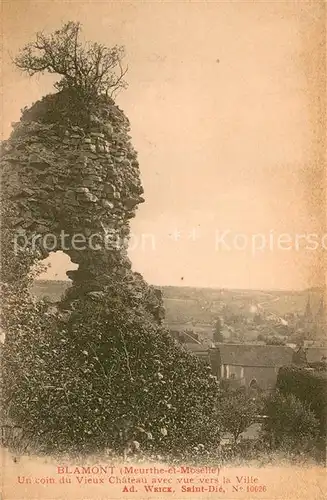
213,343,294,368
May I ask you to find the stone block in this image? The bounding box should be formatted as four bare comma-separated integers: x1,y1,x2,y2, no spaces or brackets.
121,158,131,167
77,192,98,203
83,143,97,153
90,132,105,138
9,216,25,227
64,190,77,202
101,199,114,209
87,291,105,300
103,123,114,135
20,187,35,196
35,224,49,234
37,189,49,199
124,197,140,209
81,151,98,159
103,182,115,194
21,218,34,229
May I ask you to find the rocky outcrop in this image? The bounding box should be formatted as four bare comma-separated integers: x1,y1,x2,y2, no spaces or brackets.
1,91,164,322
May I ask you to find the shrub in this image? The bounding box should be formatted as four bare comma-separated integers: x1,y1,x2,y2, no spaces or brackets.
277,366,327,436
262,391,320,451
1,279,221,457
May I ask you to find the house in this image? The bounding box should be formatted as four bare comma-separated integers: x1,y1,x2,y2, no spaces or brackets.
209,343,294,392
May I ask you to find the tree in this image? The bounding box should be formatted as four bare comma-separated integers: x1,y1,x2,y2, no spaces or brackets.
263,392,319,450
217,393,258,443
14,21,127,100
213,317,223,343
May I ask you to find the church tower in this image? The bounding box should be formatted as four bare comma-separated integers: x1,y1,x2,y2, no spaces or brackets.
315,296,325,337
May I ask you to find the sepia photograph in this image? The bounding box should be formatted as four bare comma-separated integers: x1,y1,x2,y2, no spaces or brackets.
0,1,326,498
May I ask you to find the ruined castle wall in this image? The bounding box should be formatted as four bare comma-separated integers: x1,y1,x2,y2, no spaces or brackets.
1,91,164,321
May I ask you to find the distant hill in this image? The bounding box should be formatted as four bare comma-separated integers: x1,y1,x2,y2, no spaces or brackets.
31,280,322,326
32,280,71,301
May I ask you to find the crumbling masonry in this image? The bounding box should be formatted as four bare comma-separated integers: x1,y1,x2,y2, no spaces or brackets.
1,91,164,321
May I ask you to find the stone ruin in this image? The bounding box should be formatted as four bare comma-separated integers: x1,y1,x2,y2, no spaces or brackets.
0,90,165,322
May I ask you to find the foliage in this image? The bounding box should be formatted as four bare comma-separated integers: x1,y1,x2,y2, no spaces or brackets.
14,21,127,100
262,391,320,450
218,438,268,464
277,366,327,436
0,251,51,453
1,277,221,456
0,202,45,286
216,393,259,443
0,201,48,337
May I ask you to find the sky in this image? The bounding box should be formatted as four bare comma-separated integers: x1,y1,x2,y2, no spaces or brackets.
2,0,326,290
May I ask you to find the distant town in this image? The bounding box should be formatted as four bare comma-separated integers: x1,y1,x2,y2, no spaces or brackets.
32,280,326,395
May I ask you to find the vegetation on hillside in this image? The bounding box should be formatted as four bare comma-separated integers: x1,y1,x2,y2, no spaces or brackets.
262,392,320,454
1,22,221,460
